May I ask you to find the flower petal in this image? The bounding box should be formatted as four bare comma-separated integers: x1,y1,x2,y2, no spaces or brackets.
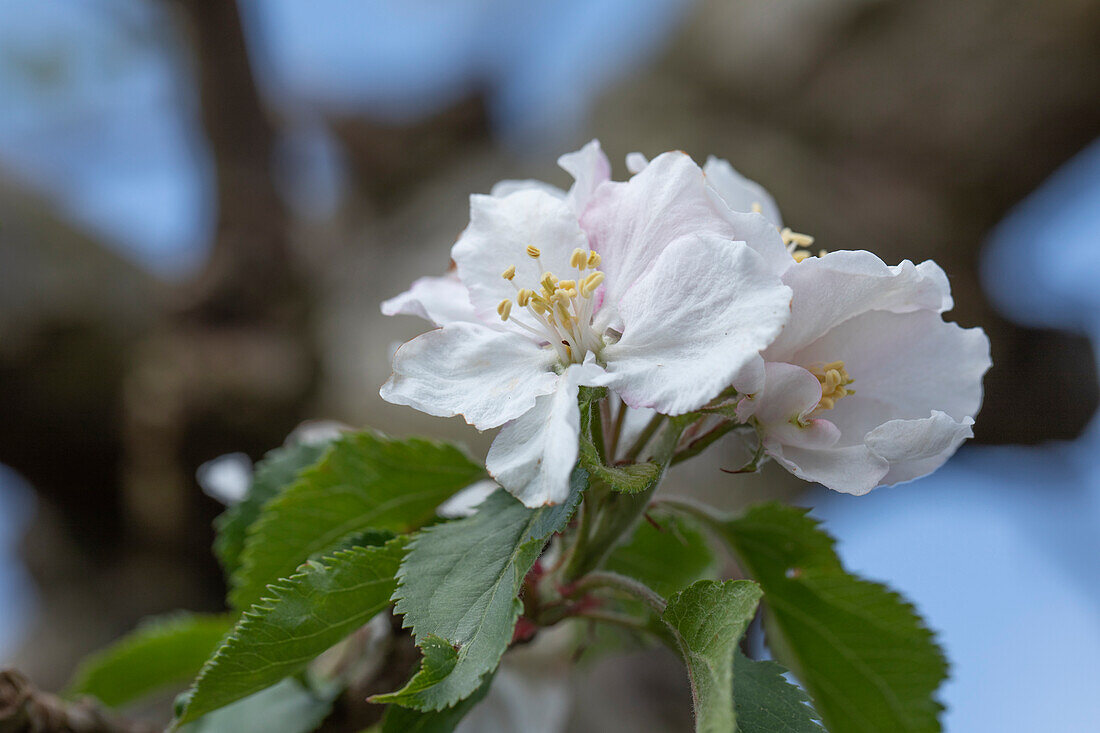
381,271,478,326
559,139,611,216
792,309,990,440
703,156,783,227
380,322,559,430
486,363,606,507
771,443,890,496
742,362,841,450
601,233,792,414
453,189,590,323
581,151,732,323
490,179,566,200
865,411,975,486
766,250,962,359
625,152,649,174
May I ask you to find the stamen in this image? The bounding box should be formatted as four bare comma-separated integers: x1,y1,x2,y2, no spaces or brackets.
570,248,588,269
807,360,854,412
586,251,601,268
501,265,516,280
781,227,815,247
751,202,763,214
516,288,534,307
526,245,541,259
580,271,605,297
792,250,811,263
497,299,512,321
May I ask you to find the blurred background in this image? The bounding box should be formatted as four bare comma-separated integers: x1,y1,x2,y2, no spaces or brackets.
1,0,1098,730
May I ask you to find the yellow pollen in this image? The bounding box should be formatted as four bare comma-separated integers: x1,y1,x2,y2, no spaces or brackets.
751,202,763,213
586,251,601,268
781,227,815,247
556,279,577,291
501,265,517,280
526,245,541,259
516,288,534,307
807,360,854,411
792,250,811,263
580,271,605,297
570,248,588,269
497,299,513,321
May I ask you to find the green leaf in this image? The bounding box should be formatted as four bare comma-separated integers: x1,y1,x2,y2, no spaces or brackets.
578,398,662,493
230,432,483,609
720,503,948,733
661,579,763,733
381,658,494,733
177,537,407,724
375,472,584,712
177,678,336,733
605,512,719,598
66,613,233,708
733,651,822,733
214,441,333,579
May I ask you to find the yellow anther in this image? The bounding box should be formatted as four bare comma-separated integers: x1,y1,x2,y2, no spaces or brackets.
580,271,605,297
781,227,815,247
751,202,763,214
516,288,534,307
540,272,558,295
530,299,548,315
501,265,516,280
526,245,541,259
497,299,513,321
792,250,811,263
807,360,854,411
556,279,577,291
570,248,588,269
586,251,602,268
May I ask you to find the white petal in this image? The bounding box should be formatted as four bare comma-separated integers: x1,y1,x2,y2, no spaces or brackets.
381,322,559,430
437,479,499,519
196,453,253,505
766,250,961,359
453,189,590,322
558,139,611,216
625,152,649,174
490,179,566,200
486,363,605,507
601,233,792,414
792,309,990,440
581,151,733,323
745,362,840,450
381,271,478,326
703,156,783,227
865,412,974,485
915,259,954,312
772,442,890,496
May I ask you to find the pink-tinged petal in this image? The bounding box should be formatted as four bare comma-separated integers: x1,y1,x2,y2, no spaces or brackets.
771,442,891,495
744,363,841,450
766,250,962,360
703,156,783,227
559,139,611,216
380,322,559,431
381,271,478,326
490,179,566,200
581,151,732,323
601,233,791,415
793,309,991,439
865,412,975,486
453,189,590,323
486,363,606,507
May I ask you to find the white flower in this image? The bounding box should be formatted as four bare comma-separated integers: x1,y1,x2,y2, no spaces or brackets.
381,142,792,506
701,155,993,494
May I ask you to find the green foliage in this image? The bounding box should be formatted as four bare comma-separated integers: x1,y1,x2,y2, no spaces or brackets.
66,613,233,708
176,538,407,725
177,678,337,733
733,651,822,733
661,579,763,733
578,397,663,493
214,441,333,579
721,503,948,733
230,432,483,609
375,473,584,712
605,512,718,597
380,662,494,733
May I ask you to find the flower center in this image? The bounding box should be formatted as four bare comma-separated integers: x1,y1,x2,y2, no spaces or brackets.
807,360,854,411
496,247,605,364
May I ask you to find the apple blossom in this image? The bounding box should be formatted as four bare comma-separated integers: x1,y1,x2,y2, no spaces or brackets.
381,142,792,507
697,157,992,493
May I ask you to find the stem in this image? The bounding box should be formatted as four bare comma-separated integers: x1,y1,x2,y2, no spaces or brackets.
589,399,608,465
671,420,742,466
607,397,628,459
653,495,730,528
621,412,665,463
568,609,650,633
561,491,598,580
568,570,668,615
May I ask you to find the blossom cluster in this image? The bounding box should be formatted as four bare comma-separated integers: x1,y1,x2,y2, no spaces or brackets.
381,141,991,506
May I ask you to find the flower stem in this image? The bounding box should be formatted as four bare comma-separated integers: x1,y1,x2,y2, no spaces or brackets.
568,609,651,633
568,570,668,615
670,420,743,465
621,412,665,463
